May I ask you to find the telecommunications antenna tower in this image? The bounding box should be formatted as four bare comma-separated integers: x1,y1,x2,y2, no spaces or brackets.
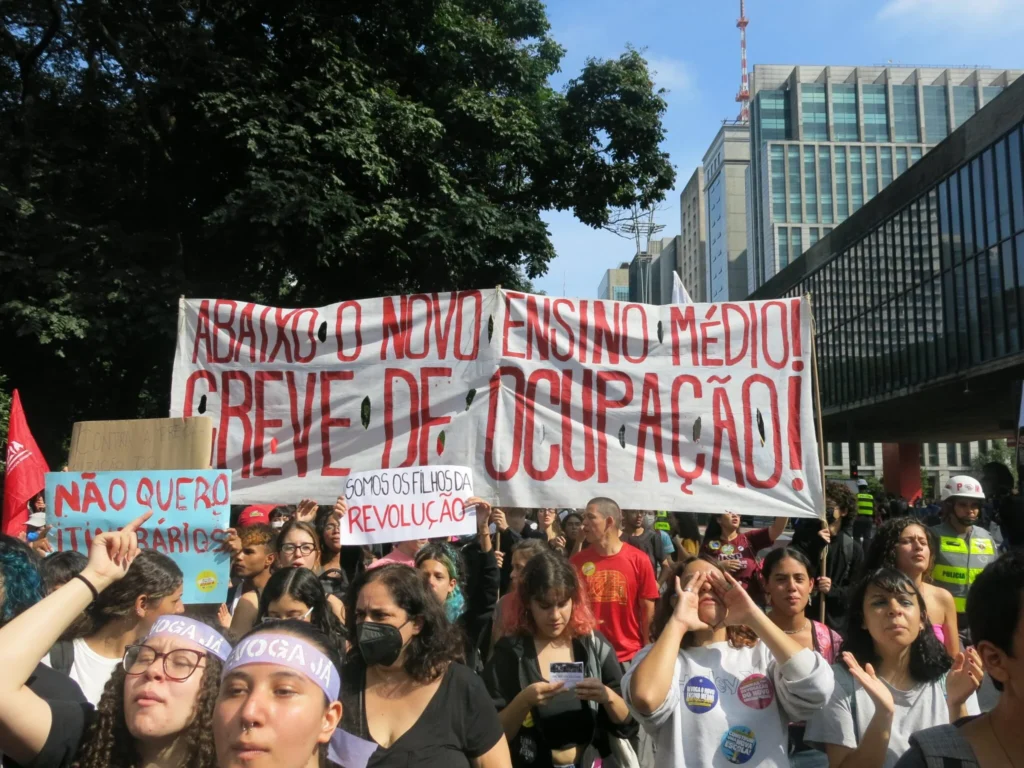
736,0,750,123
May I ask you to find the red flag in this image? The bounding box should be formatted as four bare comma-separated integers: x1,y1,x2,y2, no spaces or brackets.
2,390,50,536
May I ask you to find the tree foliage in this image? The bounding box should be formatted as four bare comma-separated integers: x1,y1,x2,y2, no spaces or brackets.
0,0,674,461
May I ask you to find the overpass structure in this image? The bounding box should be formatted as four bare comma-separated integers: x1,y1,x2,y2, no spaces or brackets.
751,73,1024,494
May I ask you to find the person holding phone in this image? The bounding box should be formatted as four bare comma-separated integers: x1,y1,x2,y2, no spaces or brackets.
483,549,632,768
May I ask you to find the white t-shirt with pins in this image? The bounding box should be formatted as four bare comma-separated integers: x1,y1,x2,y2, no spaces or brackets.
622,642,834,767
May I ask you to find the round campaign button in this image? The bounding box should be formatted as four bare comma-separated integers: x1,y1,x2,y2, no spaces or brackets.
737,674,775,710
581,562,596,576
709,541,722,551
720,725,757,764
683,675,719,714
195,570,219,594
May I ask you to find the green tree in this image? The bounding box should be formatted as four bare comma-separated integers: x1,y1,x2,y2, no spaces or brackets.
0,0,675,462
972,439,1019,486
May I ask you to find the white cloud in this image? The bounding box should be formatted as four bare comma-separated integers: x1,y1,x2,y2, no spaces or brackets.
644,56,695,97
878,0,1020,30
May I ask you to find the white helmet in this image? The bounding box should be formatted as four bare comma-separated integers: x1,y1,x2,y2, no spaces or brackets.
940,475,986,501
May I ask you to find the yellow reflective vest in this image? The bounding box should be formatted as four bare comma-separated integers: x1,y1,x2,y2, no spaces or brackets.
857,492,874,516
930,521,997,614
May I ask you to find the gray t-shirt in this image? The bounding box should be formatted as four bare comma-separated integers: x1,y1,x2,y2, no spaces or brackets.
805,664,949,768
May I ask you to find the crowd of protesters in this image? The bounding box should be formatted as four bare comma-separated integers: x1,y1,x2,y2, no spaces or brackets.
0,473,1021,768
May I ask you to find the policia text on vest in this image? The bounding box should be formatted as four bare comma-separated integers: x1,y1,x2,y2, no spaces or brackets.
930,522,997,614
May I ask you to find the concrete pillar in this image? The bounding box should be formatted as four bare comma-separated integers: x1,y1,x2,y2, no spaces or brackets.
883,443,922,500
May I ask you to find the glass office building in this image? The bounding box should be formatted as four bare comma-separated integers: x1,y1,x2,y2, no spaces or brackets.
752,73,1024,415
747,66,1021,297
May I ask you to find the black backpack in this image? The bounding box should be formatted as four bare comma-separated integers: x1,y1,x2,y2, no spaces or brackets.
49,639,75,676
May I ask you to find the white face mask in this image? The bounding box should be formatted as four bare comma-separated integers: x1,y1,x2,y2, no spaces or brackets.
271,520,286,530
643,513,656,529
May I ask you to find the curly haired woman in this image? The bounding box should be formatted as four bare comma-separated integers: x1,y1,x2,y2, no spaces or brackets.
0,513,228,768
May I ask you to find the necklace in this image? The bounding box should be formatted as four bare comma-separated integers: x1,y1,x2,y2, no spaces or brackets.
783,621,809,635
989,714,1020,768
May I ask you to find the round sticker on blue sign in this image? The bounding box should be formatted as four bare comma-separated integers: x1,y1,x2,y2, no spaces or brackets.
683,676,719,714
721,726,757,764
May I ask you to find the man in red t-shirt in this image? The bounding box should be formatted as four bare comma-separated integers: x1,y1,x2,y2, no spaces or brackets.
571,497,660,664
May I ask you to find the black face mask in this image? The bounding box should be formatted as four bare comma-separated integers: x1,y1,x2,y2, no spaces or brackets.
356,620,408,667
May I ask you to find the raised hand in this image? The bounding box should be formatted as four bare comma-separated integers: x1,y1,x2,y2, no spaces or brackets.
817,577,832,594
490,508,508,532
818,527,832,544
551,536,567,551
295,499,318,523
217,604,232,630
466,497,492,534
83,511,152,590
494,550,505,570
221,527,242,555
671,572,710,632
946,648,984,706
708,568,760,626
842,652,895,714
333,496,348,520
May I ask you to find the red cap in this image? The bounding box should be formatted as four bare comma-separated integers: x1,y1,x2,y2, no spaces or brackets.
239,505,275,527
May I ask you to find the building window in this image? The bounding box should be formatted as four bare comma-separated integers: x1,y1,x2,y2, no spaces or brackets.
927,443,939,466
953,86,977,129
881,147,894,189
851,147,864,212
892,85,920,142
804,147,818,223
819,146,833,224
830,442,844,466
779,227,790,269
863,442,876,466
896,147,909,176
945,443,957,466
863,84,890,142
809,228,819,248
802,84,827,140
911,147,923,164
771,145,786,223
865,147,878,197
759,90,791,140
836,147,849,218
792,227,803,261
613,286,629,302
923,86,949,143
959,442,971,464
789,146,803,223
983,86,1004,106
832,84,859,141
980,440,990,454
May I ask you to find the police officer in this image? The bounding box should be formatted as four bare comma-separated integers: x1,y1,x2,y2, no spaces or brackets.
931,474,998,647
853,478,875,546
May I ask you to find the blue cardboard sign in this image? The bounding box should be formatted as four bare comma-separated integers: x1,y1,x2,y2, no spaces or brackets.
45,470,231,604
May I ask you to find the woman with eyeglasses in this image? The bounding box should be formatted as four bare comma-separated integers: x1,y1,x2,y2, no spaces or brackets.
256,567,347,649
0,512,230,768
317,501,349,601
233,520,345,635
214,619,345,768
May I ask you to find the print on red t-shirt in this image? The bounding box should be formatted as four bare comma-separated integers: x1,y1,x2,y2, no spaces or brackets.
571,544,660,663
699,527,774,592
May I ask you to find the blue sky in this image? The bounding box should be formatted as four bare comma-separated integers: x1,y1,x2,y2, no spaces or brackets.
534,0,1024,298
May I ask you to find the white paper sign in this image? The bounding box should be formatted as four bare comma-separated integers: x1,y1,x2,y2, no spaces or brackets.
341,465,476,545
170,290,824,519
549,661,585,690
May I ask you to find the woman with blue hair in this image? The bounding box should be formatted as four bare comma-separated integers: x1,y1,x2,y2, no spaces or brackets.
417,542,467,622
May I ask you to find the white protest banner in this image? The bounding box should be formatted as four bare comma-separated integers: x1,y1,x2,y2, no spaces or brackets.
342,465,475,545
170,290,823,519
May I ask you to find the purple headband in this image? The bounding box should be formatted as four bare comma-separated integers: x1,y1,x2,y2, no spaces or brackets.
146,616,232,662
222,633,340,701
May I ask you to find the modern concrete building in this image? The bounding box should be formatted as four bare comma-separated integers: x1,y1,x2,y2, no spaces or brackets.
750,68,1024,499
703,122,751,301
825,440,990,499
678,168,707,302
628,236,677,304
747,64,1023,295
597,264,630,302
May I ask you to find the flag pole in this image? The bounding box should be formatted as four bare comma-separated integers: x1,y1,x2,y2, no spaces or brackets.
807,294,828,624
